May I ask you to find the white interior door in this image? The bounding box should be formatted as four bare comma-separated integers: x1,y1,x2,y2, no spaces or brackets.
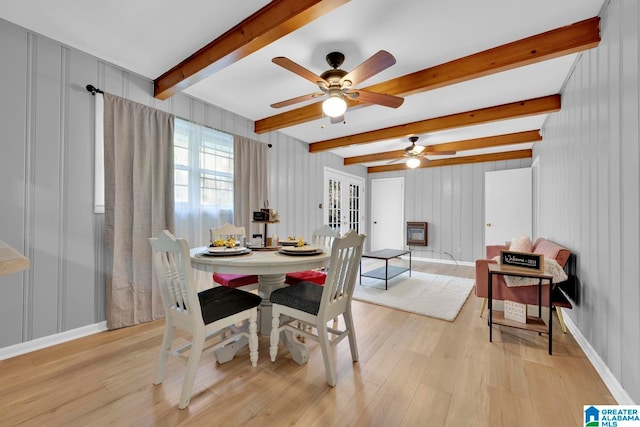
324,168,365,236
370,177,404,251
485,168,532,246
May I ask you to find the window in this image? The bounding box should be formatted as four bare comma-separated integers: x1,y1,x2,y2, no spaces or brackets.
174,118,234,246
174,118,233,206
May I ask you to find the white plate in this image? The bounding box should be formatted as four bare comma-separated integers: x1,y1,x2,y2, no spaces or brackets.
207,246,248,254
280,240,305,246
278,248,324,256
279,245,320,253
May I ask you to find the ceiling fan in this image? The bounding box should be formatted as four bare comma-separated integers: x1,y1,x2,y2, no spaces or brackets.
390,136,457,169
270,51,404,122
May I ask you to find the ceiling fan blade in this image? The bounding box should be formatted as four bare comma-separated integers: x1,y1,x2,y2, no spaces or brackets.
351,89,404,108
340,50,396,87
270,92,323,109
407,145,426,155
272,57,328,87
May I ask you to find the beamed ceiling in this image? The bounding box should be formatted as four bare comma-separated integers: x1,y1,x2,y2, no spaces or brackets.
0,0,605,172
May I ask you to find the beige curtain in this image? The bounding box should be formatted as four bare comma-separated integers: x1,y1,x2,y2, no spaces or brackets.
233,136,269,238
103,93,175,329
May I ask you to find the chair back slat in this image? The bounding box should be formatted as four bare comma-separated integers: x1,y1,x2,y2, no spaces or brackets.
168,251,191,312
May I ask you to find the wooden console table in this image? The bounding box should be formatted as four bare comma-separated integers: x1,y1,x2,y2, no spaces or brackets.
0,240,30,276
360,248,411,290
488,263,554,354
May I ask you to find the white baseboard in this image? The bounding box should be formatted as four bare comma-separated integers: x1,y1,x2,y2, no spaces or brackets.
401,254,475,267
0,321,108,361
563,313,636,405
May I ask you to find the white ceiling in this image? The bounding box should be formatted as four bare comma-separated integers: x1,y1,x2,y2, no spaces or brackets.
0,0,605,168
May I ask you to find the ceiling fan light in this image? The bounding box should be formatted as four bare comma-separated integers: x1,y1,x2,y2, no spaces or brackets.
406,157,421,169
322,93,347,117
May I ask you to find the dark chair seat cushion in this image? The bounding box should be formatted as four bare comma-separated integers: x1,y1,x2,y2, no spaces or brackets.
270,281,323,315
285,270,326,285
213,273,259,288
198,286,262,325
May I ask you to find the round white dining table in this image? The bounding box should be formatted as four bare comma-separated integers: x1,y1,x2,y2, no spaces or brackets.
190,246,330,331
190,246,330,365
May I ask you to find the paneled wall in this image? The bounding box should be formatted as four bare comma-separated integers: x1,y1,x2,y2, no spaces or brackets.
368,158,531,263
0,22,102,345
536,0,639,403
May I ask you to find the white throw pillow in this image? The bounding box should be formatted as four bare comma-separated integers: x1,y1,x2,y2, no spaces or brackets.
509,235,533,253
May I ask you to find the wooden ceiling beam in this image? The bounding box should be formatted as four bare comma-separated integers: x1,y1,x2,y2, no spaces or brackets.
367,149,532,173
311,95,559,153
153,0,349,100
422,129,542,152
254,17,599,134
344,150,407,165
343,130,542,165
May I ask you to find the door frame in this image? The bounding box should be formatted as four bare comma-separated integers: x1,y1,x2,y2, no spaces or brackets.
323,167,366,236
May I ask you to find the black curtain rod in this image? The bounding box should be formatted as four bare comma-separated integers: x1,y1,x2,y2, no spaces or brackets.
86,84,104,95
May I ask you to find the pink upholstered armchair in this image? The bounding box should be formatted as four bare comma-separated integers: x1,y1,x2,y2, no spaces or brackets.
475,238,573,332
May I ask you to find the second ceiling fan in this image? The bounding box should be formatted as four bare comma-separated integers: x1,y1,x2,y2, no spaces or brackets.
390,136,457,169
270,50,404,122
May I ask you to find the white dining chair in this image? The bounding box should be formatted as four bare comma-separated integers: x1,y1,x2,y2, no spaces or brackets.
269,230,366,387
210,223,259,291
285,224,339,285
148,230,262,409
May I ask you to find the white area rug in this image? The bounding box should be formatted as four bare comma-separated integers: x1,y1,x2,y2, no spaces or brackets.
353,271,475,321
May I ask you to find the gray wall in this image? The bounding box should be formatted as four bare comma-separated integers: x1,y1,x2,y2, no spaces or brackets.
535,0,639,403
0,21,102,345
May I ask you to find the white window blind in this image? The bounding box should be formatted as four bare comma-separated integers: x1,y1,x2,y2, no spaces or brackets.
174,118,235,247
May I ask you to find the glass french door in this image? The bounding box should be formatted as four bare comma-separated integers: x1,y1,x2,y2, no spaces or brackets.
324,167,365,236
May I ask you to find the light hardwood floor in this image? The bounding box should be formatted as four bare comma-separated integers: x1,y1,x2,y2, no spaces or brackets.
0,260,616,426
